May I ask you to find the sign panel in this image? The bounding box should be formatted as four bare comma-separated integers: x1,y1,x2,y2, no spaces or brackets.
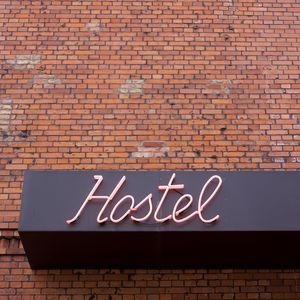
19,171,300,268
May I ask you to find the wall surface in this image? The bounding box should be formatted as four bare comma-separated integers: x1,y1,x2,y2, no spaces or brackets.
0,0,300,299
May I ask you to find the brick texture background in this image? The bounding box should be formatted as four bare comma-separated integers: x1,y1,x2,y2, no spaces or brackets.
0,0,300,298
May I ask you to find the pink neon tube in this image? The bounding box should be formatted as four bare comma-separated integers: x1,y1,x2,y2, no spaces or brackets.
110,195,135,223
154,173,184,222
131,193,153,222
198,175,222,223
66,175,105,224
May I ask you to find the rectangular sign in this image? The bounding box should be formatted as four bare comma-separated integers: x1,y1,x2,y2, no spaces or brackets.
19,171,300,268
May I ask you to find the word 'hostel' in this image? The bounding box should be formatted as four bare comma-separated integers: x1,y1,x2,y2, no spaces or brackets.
66,173,222,225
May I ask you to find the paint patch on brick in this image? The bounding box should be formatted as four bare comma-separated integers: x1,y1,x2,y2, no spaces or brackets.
203,80,232,95
0,99,12,140
119,79,144,94
263,65,279,80
29,74,61,87
86,21,103,32
131,141,169,158
6,55,41,70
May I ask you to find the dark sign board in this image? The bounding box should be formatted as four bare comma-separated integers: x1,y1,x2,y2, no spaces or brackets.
19,171,300,269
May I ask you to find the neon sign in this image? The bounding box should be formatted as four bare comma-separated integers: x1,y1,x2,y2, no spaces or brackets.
20,171,300,268
66,173,222,225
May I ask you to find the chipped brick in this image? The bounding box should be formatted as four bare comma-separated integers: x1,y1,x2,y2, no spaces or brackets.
7,55,41,70
142,141,165,147
0,99,12,139
131,141,169,158
86,21,103,32
203,80,232,95
30,74,61,87
119,80,144,94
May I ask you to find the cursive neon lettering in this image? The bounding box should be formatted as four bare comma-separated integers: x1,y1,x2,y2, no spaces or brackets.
110,195,134,223
66,175,126,224
154,173,184,222
96,176,126,224
66,173,222,225
67,175,105,224
172,194,198,223
131,193,153,222
198,175,222,223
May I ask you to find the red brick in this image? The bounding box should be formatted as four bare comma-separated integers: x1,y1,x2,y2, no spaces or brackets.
0,0,300,298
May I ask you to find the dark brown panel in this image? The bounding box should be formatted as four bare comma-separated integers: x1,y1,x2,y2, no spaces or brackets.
19,171,300,268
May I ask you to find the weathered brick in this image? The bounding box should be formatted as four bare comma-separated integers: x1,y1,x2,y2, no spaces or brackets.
30,75,61,86
6,55,41,70
85,21,103,32
0,99,12,140
203,80,232,95
119,80,144,94
131,141,169,158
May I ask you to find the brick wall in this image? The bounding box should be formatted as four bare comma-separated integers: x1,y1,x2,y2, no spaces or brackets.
0,0,300,298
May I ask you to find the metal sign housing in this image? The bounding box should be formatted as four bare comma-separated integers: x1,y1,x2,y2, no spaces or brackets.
19,171,300,269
